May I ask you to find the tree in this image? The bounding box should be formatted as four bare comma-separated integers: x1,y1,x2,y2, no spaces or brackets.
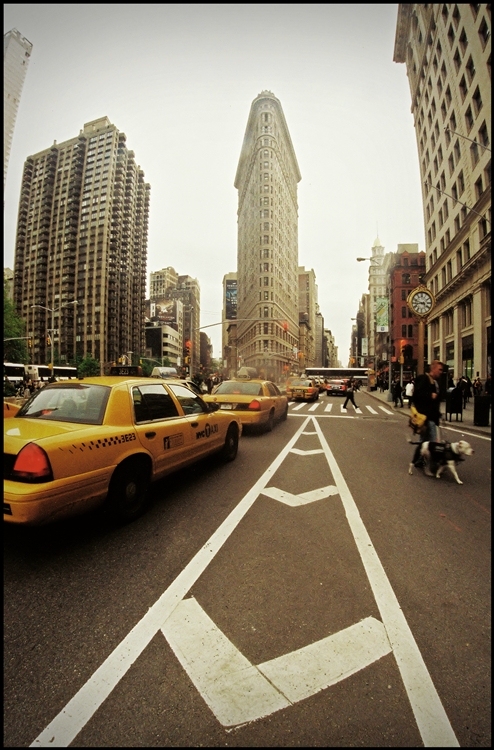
4,279,27,363
77,354,100,378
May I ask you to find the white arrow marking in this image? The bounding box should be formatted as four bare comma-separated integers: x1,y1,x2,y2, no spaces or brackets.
162,597,392,727
290,447,324,456
261,485,339,506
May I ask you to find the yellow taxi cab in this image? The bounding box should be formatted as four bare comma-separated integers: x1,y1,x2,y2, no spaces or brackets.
286,377,319,402
203,378,288,432
4,373,242,525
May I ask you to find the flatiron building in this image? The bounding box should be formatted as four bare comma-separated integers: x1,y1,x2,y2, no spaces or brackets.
234,90,301,381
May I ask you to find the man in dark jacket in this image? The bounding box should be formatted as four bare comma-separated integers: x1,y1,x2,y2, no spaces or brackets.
411,360,444,468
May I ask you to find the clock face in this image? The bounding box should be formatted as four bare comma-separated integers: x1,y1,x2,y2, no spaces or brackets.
410,290,433,315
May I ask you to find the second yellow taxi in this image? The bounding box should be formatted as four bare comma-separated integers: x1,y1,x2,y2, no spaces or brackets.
204,378,288,432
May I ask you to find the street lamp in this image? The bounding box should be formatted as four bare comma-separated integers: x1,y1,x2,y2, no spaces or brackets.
31,300,78,372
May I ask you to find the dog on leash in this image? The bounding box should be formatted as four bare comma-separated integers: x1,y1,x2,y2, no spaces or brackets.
408,440,474,484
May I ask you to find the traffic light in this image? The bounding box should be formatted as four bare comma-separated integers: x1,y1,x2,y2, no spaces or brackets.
28,337,33,348
185,356,190,365
185,339,192,352
283,321,288,332
399,340,406,365
46,335,51,346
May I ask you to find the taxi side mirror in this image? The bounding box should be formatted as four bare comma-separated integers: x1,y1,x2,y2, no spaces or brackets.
208,402,220,412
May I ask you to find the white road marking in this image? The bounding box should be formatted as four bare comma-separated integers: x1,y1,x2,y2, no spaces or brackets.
290,402,305,411
31,414,459,747
355,407,363,413
379,406,394,415
441,425,491,441
324,403,333,412
290,447,324,456
308,401,321,411
30,420,313,747
261,484,339,507
258,616,391,703
365,405,378,414
162,598,391,726
311,418,458,747
162,597,291,727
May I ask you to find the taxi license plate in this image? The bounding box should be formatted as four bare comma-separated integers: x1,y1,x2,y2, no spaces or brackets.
220,403,234,409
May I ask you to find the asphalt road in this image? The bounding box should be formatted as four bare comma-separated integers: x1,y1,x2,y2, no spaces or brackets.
4,391,491,747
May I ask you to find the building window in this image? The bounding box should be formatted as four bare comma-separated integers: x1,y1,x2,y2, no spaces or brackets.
464,239,471,261
472,87,483,115
466,55,476,82
479,121,489,148
401,306,407,318
459,75,468,101
401,289,407,301
478,18,490,49
475,175,484,200
408,325,414,338
402,325,407,337
402,273,411,284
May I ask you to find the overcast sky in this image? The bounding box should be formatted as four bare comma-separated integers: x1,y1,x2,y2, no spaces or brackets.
4,3,425,363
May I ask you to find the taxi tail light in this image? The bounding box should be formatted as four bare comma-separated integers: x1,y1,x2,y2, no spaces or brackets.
11,443,53,483
248,400,262,411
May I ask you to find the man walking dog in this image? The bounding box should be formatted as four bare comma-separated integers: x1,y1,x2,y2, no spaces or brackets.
410,360,444,470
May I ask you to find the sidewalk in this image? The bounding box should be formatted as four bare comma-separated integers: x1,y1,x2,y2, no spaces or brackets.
366,388,491,438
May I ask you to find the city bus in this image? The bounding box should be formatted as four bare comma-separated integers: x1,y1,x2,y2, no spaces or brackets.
24,364,78,382
305,366,370,388
4,362,26,389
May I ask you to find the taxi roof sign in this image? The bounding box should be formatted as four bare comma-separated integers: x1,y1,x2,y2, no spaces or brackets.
109,365,143,377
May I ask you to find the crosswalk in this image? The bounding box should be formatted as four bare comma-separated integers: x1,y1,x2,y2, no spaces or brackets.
290,400,394,416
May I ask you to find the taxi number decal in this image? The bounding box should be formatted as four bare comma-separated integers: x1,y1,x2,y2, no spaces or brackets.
121,433,136,443
163,433,184,450
196,423,218,440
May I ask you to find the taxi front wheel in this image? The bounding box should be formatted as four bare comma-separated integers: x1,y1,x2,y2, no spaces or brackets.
107,457,151,523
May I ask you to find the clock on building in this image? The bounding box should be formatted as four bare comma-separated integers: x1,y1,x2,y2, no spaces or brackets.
407,286,435,317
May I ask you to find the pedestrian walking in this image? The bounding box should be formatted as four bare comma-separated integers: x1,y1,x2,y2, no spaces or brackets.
392,377,404,407
343,378,358,410
405,379,414,407
410,360,444,470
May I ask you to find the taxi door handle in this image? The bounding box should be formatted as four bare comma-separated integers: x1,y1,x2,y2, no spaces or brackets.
190,422,199,428
145,431,156,438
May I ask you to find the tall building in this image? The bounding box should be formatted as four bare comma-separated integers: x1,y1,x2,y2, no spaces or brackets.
13,117,150,367
298,266,318,368
394,4,491,380
4,28,33,193
234,90,301,382
149,266,179,300
168,274,200,375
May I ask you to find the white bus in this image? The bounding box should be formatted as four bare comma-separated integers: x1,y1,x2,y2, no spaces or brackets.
25,364,78,382
4,362,26,388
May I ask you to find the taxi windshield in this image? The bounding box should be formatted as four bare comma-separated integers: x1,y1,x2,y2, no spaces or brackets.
290,379,312,387
16,384,110,425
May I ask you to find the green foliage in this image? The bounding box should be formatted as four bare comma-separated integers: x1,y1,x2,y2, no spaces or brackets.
4,279,27,363
140,360,153,377
77,354,100,378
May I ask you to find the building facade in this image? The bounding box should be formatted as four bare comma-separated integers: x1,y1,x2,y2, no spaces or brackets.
149,266,179,301
4,28,32,193
168,274,200,376
394,4,491,380
388,244,427,381
298,266,318,368
13,117,150,368
234,90,302,382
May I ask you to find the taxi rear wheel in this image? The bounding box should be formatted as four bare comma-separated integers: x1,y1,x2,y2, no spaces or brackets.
281,402,288,421
265,409,275,432
221,423,239,461
107,458,151,523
